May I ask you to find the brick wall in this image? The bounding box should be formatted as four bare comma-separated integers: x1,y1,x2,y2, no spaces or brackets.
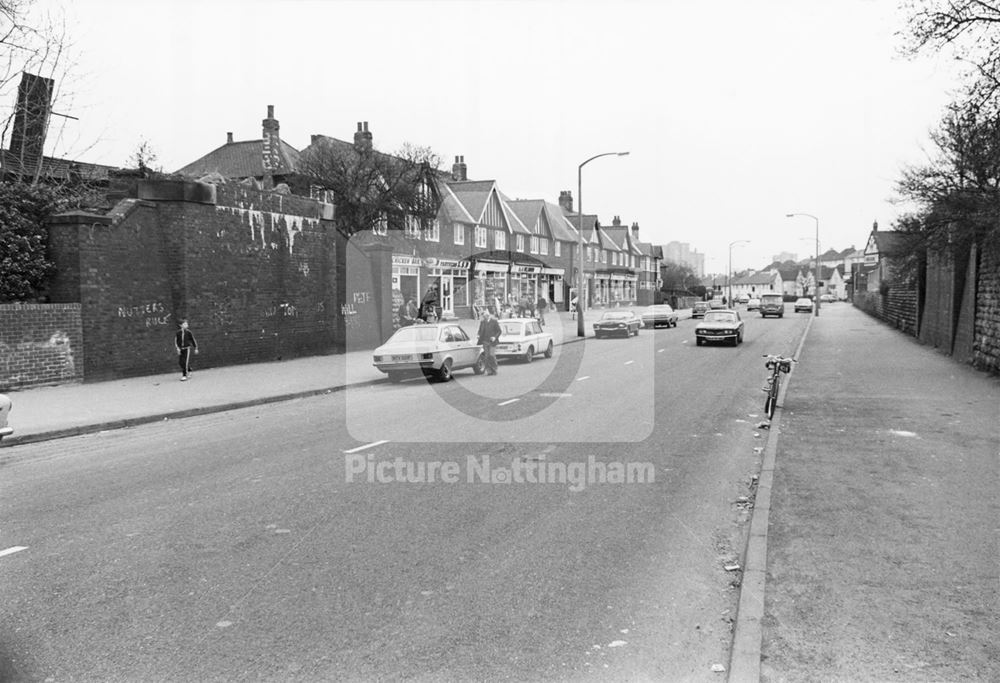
972,246,1000,374
853,257,919,336
0,303,83,390
45,180,367,382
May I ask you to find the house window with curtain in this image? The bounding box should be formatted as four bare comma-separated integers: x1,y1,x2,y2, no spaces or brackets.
475,226,487,248
516,235,525,252
423,219,440,242
495,230,506,250
454,223,465,245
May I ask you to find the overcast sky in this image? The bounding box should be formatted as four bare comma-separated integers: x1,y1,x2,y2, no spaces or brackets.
22,0,962,273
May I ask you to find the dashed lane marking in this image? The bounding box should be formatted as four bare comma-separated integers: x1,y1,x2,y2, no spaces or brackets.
343,440,389,454
498,399,520,406
624,360,634,365
538,393,572,398
576,376,590,381
0,546,28,558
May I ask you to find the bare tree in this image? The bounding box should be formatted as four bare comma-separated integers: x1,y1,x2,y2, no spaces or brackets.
298,137,443,237
900,0,1000,114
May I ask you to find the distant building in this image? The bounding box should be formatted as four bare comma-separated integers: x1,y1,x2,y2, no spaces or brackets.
661,240,705,277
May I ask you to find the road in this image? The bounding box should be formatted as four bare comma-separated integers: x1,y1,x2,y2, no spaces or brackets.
0,310,809,681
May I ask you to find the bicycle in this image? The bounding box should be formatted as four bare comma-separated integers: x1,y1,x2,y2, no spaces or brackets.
762,354,795,419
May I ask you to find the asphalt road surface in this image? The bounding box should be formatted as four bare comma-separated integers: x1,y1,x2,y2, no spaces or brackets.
1,311,809,681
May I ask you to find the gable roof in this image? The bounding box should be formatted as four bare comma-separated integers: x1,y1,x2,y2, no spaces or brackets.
175,138,301,178
866,229,908,257
734,271,780,286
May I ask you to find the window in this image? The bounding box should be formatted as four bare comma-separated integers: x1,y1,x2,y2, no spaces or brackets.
516,235,525,252
424,219,440,242
530,236,538,254
554,241,561,257
454,223,464,245
404,214,421,239
601,251,607,264
540,238,548,256
475,226,487,248
495,230,506,251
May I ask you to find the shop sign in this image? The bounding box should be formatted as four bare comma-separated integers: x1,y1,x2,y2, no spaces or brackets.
393,255,423,266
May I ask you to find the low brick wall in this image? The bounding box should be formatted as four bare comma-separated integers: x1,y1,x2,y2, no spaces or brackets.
853,287,918,336
0,303,84,390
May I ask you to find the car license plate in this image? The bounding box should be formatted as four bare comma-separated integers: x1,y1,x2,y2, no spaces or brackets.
391,354,413,361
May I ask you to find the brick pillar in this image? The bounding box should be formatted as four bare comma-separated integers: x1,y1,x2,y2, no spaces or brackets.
364,243,395,343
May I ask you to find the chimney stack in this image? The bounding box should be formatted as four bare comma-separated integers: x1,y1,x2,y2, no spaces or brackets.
612,215,621,227
9,72,54,166
354,121,373,151
261,104,281,187
631,222,639,241
452,155,467,181
226,132,234,144
558,190,574,214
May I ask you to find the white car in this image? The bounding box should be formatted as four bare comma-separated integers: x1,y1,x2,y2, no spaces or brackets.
746,297,761,311
794,297,815,313
495,318,554,362
373,323,485,382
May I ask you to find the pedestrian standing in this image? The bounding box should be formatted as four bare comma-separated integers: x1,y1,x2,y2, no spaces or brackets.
398,298,419,327
570,294,579,320
477,309,502,376
536,295,547,326
175,319,198,381
420,283,440,323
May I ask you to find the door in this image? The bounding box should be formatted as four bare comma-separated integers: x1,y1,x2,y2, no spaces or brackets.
441,277,453,317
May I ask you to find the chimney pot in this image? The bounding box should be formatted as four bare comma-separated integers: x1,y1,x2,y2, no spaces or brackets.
363,121,369,132
357,122,363,132
227,132,233,144
267,105,274,118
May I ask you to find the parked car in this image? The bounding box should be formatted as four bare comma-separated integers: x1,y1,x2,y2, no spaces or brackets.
692,301,710,318
759,293,785,318
819,293,835,303
0,394,12,442
640,304,678,328
695,310,745,346
794,297,815,313
736,294,750,304
593,310,642,338
746,297,761,311
709,298,726,309
373,322,485,382
495,318,553,363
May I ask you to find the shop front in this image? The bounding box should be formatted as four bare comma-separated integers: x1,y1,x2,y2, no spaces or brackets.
424,257,471,319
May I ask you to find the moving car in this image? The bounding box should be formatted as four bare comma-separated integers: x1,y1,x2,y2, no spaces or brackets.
794,297,815,313
736,294,750,304
819,293,836,303
709,298,726,310
495,318,554,363
692,301,710,318
759,293,785,318
373,322,485,382
695,310,745,346
593,310,642,338
746,297,761,311
640,304,678,328
0,394,12,442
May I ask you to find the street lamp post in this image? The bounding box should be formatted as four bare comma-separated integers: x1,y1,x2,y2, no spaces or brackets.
728,239,750,307
577,151,630,337
786,213,820,316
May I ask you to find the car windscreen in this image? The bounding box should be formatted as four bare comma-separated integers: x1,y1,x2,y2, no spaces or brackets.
500,323,523,335
703,312,737,323
601,313,631,320
646,306,672,313
390,327,439,343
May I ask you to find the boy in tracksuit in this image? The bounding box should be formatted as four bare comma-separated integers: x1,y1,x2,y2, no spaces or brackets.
175,319,198,381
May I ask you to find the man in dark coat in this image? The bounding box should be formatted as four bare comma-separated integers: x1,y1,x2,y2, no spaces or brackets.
420,283,440,322
476,310,502,376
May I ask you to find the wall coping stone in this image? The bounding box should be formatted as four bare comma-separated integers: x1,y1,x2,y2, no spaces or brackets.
138,179,217,205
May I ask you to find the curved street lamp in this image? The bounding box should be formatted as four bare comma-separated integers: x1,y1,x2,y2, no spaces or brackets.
786,213,820,316
728,240,750,307
577,151,630,337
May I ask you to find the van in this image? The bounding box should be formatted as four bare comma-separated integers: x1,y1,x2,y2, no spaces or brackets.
759,293,785,318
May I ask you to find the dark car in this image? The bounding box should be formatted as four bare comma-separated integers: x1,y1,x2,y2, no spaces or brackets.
640,304,678,328
692,301,710,318
593,310,642,338
695,309,745,346
759,293,785,318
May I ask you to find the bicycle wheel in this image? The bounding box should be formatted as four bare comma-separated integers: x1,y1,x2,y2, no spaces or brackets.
764,377,779,419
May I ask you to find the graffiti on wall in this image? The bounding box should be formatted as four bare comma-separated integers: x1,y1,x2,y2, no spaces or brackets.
117,301,172,328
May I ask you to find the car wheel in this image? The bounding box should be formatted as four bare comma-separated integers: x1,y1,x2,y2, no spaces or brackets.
437,359,453,382
738,331,744,345
696,337,704,346
524,346,534,363
387,371,404,383
472,354,486,375
544,341,553,358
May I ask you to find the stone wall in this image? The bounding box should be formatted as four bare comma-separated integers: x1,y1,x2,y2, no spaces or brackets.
972,246,1000,373
0,303,83,390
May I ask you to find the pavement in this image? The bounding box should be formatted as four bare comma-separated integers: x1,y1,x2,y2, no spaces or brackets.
729,302,1000,682
0,308,687,447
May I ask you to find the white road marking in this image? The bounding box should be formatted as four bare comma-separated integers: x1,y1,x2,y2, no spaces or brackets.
538,392,572,398
624,360,634,365
577,376,590,381
498,399,519,406
343,440,389,454
658,348,665,353
0,546,28,558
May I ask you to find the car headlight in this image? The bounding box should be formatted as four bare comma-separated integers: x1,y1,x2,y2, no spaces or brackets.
374,355,384,362
421,352,434,359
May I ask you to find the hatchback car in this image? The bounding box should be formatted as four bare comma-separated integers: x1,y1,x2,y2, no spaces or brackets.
495,318,554,363
593,310,642,338
819,293,835,303
692,301,710,318
794,297,815,313
373,323,485,382
640,304,678,328
695,310,745,346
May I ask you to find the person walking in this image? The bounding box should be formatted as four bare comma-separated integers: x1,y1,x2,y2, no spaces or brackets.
477,309,502,376
536,295,547,327
420,283,440,323
174,319,199,381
